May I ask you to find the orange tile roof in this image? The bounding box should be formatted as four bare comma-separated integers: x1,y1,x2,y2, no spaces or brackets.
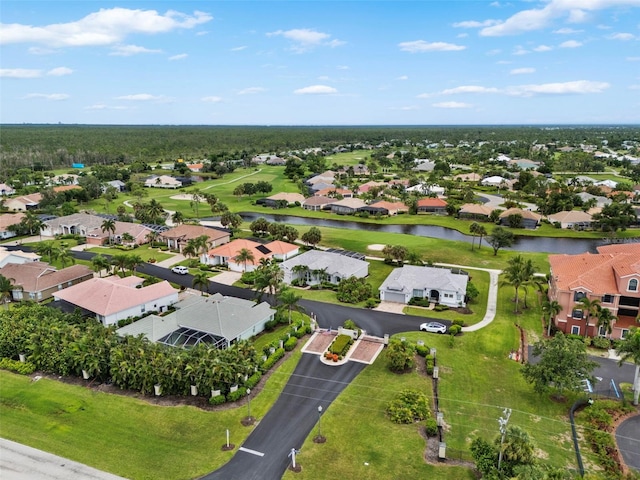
206,239,272,264
499,208,542,221
160,224,229,241
53,185,81,193
417,198,447,207
0,213,25,229
265,240,298,255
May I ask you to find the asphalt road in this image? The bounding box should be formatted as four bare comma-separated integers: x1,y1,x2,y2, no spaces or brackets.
616,415,640,472
201,354,366,480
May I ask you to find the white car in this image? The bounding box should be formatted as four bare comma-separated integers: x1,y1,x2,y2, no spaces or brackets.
171,265,189,275
419,322,447,334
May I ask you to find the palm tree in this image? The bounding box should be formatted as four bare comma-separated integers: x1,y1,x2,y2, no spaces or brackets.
182,239,199,259
125,254,144,274
542,300,562,337
595,307,616,338
0,275,16,309
406,251,423,266
292,264,310,284
22,211,45,239
233,248,255,273
190,188,203,218
101,219,116,246
146,230,160,247
36,242,59,264
193,235,210,258
91,254,111,277
171,211,185,225
58,247,75,268
476,224,488,249
111,253,130,276
616,328,640,405
469,222,480,250
192,271,210,296
520,259,540,310
503,255,526,314
278,288,304,324
577,297,601,338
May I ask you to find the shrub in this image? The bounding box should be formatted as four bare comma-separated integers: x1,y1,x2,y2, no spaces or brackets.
591,336,611,349
425,354,435,375
343,319,358,330
408,297,430,307
329,334,353,356
449,324,462,336
0,358,36,375
386,389,431,424
244,371,262,389
209,394,226,406
425,418,439,437
415,344,429,357
336,276,372,304
284,336,298,351
434,304,449,312
452,318,465,327
226,388,247,403
260,347,285,373
264,318,278,331
364,298,379,309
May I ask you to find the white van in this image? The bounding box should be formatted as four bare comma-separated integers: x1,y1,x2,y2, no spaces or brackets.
171,265,189,275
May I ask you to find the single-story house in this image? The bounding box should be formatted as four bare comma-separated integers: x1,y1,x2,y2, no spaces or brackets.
261,192,305,207
0,183,16,196
577,192,611,208
116,293,276,349
159,224,230,253
416,198,448,214
202,238,298,272
358,200,408,216
4,193,42,211
53,275,179,326
357,181,386,194
263,240,299,261
187,163,205,172
0,262,93,303
379,265,468,307
103,180,126,192
50,174,79,185
499,208,542,229
458,203,494,221
328,198,367,215
480,176,510,188
547,210,593,230
412,161,436,173
0,213,25,239
302,196,333,211
0,246,41,268
144,175,182,189
338,164,369,176
406,183,446,195
252,154,284,165
43,213,154,246
594,179,618,189
280,250,369,286
265,156,287,166
306,171,336,186
309,182,336,193
52,185,82,194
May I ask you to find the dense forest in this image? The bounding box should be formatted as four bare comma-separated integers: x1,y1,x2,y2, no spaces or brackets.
1,124,638,179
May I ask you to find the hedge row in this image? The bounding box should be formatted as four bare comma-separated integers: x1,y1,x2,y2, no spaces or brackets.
329,334,353,356
0,357,36,375
261,347,285,373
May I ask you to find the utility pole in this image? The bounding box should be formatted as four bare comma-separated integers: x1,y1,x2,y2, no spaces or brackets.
497,408,512,472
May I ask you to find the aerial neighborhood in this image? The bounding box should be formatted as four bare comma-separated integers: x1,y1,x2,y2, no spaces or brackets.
1,125,640,480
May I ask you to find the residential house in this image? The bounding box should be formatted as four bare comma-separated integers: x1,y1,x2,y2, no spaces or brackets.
261,192,305,207
117,293,276,349
264,240,299,261
159,224,230,254
306,171,336,186
187,163,205,173
43,213,154,245
480,176,511,188
0,183,16,196
412,161,436,173
416,198,448,215
338,164,369,176
0,246,41,268
499,208,542,229
357,181,386,194
50,174,79,185
252,154,284,165
458,203,494,221
202,238,297,272
280,250,369,286
4,193,42,211
52,185,82,194
104,180,126,192
454,173,482,182
358,200,408,216
144,175,182,189
379,265,468,307
0,213,25,239
302,196,333,211
0,262,93,303
265,156,287,166
547,210,593,230
53,275,179,326
314,187,353,198
406,183,445,195
548,243,640,339
328,198,367,215
578,192,611,208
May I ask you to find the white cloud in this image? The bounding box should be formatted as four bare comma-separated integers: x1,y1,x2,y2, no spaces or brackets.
452,19,499,28
266,28,344,52
510,67,536,74
168,53,188,61
294,85,337,95
396,75,409,80
457,33,469,38
432,101,473,108
47,67,73,76
608,32,635,40
554,27,583,34
441,85,500,94
230,45,247,51
237,87,265,95
389,105,419,111
480,0,640,37
0,68,42,78
115,93,171,102
28,46,57,55
559,40,583,48
23,93,69,100
398,40,466,52
533,44,553,52
110,44,162,56
506,80,610,97
85,104,129,110
486,49,502,55
337,65,349,70
513,46,529,55
0,8,213,47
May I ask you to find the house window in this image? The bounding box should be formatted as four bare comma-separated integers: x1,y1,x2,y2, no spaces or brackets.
602,294,614,304
629,279,638,292
621,329,629,339
413,289,424,298
444,293,453,299
573,291,586,301
598,326,608,337
141,305,146,313
571,309,583,319
571,325,580,335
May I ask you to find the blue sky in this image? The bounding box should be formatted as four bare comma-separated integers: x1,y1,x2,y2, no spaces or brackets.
1,0,639,125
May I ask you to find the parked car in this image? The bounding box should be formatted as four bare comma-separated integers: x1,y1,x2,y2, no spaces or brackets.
171,265,189,275
419,322,447,334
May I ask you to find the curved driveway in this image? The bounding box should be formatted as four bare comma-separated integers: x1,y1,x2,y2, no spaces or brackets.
616,415,640,472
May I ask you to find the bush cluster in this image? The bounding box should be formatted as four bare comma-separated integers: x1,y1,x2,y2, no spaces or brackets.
415,343,429,357
591,337,611,349
209,394,226,406
329,334,353,356
261,347,285,373
245,371,262,389
425,354,435,375
226,388,248,403
408,297,430,307
0,357,36,375
433,304,449,312
452,319,465,327
284,336,298,351
425,418,439,437
386,389,431,424
336,276,372,304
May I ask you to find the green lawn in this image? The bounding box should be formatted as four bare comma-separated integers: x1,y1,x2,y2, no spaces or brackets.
0,350,303,480
84,245,174,263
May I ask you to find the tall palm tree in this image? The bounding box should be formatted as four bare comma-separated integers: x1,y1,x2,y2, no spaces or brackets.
192,271,210,296
22,211,45,239
476,224,488,249
190,188,203,218
57,247,75,268
36,242,59,264
121,232,135,246
469,222,480,250
577,297,601,338
0,275,16,309
520,259,540,310
182,239,198,259
503,255,526,314
233,248,255,273
146,230,160,247
101,219,116,245
91,254,111,277
616,328,640,405
193,235,210,258
595,307,616,338
278,288,304,324
125,254,144,275
171,211,185,225
542,300,562,337
111,254,130,276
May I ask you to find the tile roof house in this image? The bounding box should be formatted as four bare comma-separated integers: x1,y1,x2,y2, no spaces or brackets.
577,192,611,208
0,213,25,239
202,239,298,272
0,246,41,268
0,183,16,196
4,193,42,212
0,262,93,303
416,198,448,214
328,198,367,215
548,243,640,339
53,275,179,326
144,175,182,189
261,192,306,207
480,176,511,188
379,265,468,307
159,224,230,253
547,210,593,230
306,171,336,185
499,208,542,229
43,213,154,246
116,293,276,349
280,250,369,286
458,203,494,221
358,200,408,216
187,163,205,172
356,181,386,193
302,195,333,211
